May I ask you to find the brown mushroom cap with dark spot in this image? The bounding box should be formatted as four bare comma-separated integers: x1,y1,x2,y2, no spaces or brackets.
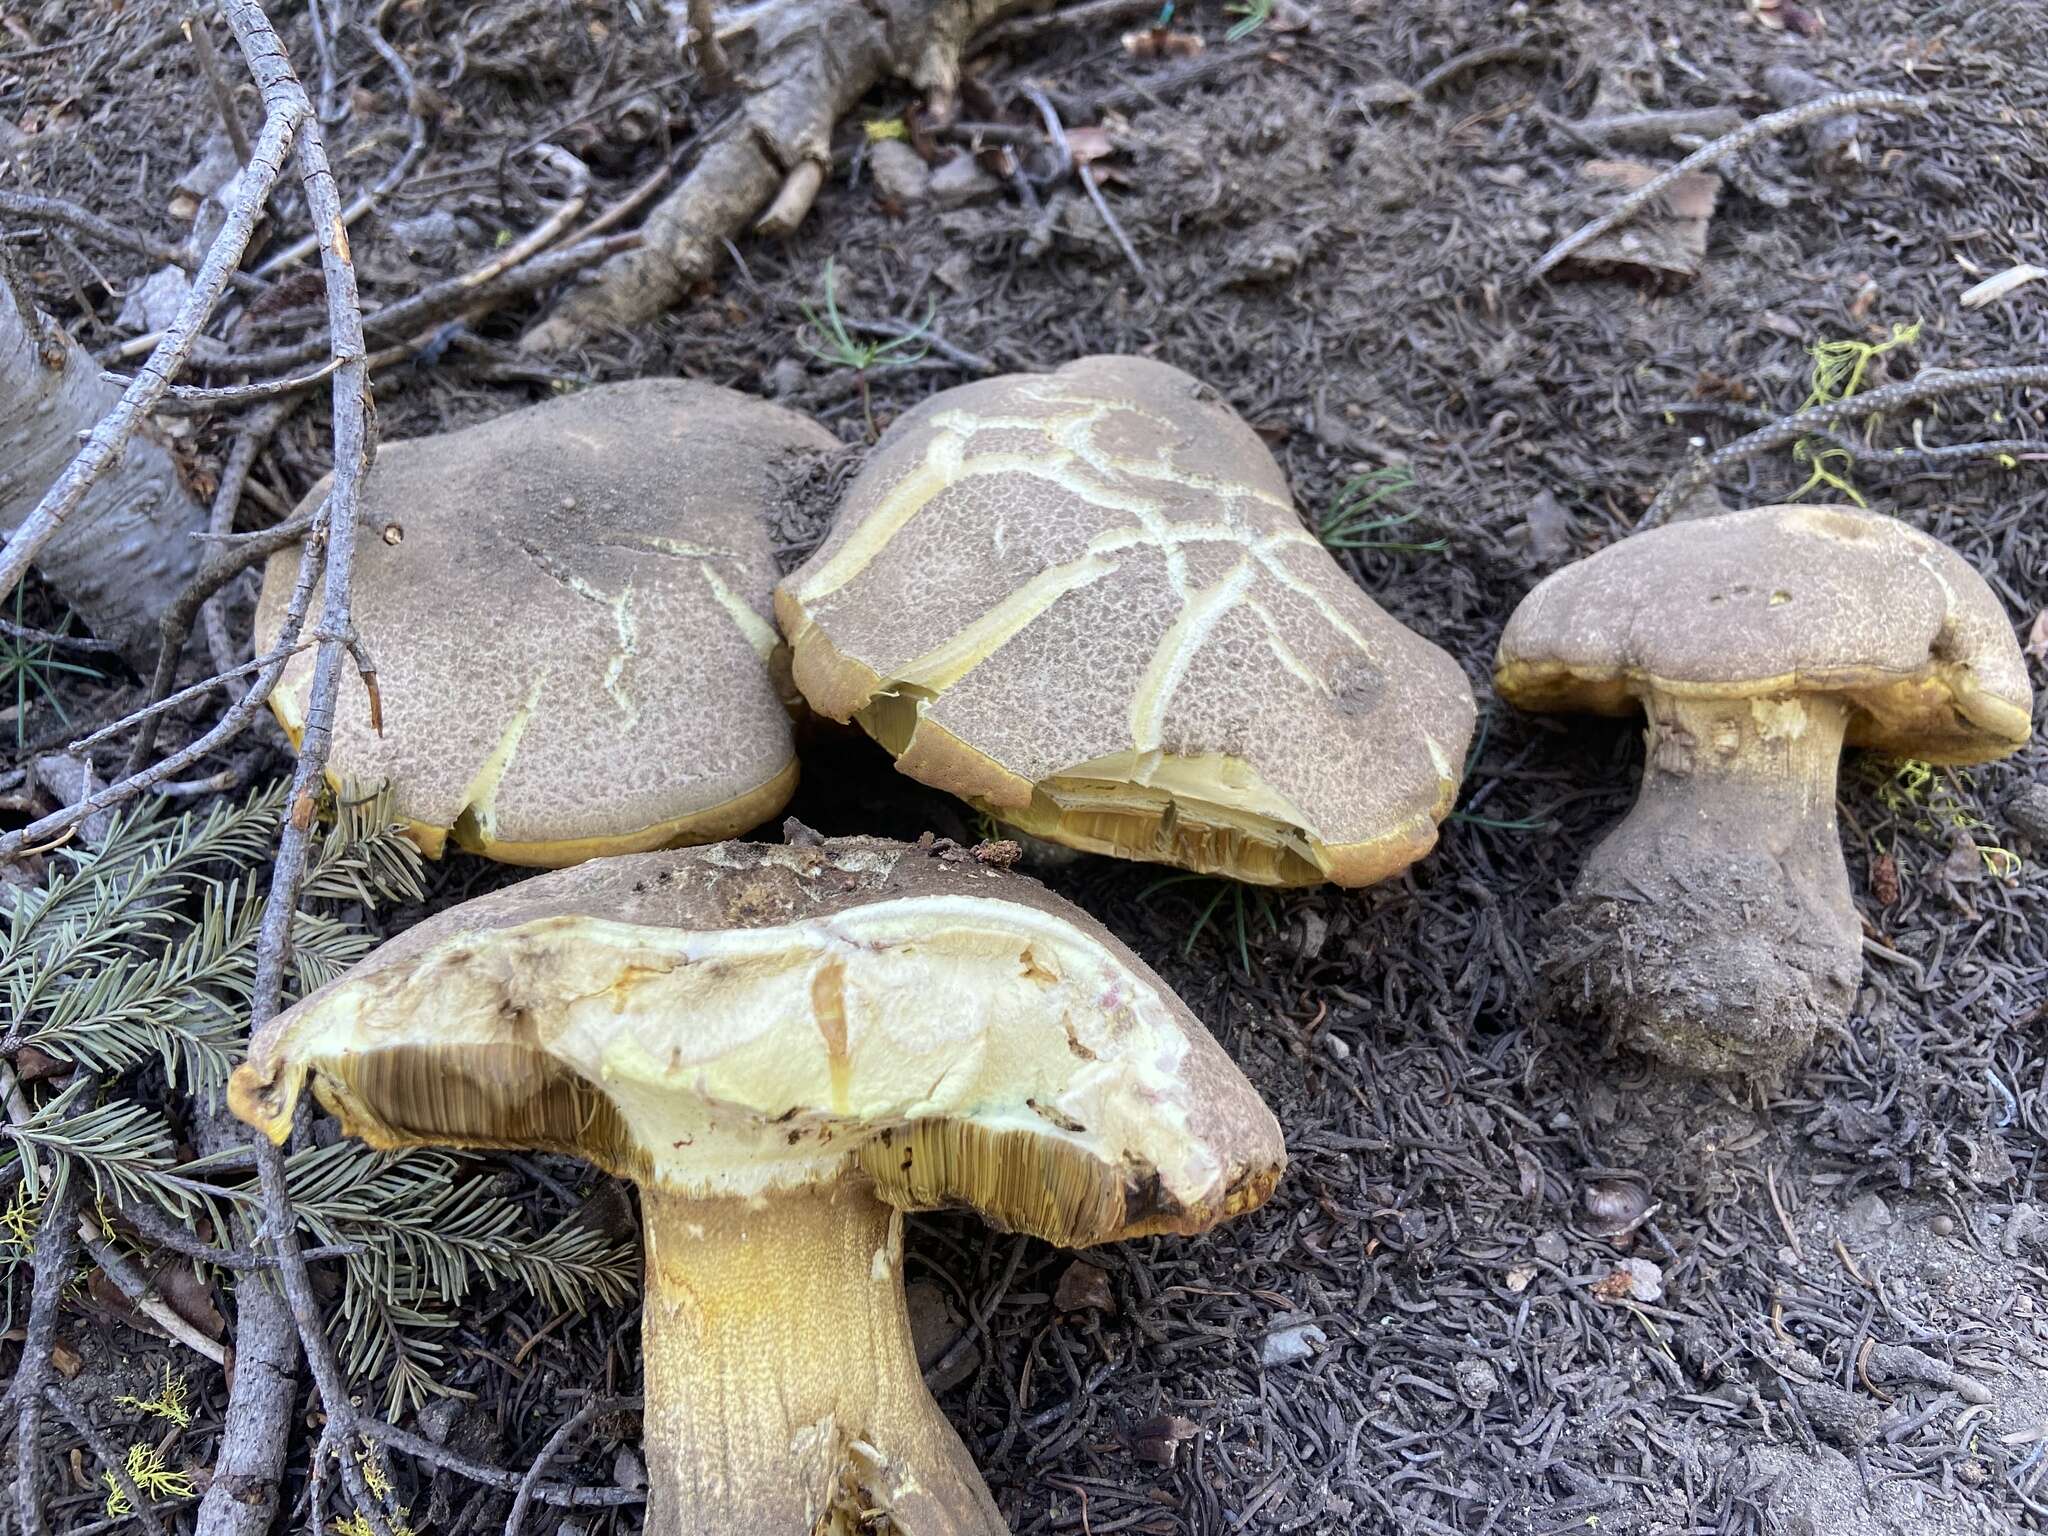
255,380,837,868
1495,502,2033,759
230,835,1283,1536
774,355,1477,887
1494,504,2034,1079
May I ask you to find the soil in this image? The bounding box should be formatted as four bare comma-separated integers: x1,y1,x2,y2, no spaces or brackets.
4,0,2048,1533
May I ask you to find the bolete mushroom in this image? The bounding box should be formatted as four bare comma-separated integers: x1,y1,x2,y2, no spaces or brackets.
256,380,837,866
774,356,1476,886
229,835,1284,1534
1495,504,2033,1075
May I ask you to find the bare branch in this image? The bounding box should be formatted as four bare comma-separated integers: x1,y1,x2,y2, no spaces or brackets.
1640,364,2048,528
0,188,267,294
1529,91,1930,281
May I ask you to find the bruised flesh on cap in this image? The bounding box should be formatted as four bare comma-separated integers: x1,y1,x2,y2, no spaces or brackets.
230,836,1285,1249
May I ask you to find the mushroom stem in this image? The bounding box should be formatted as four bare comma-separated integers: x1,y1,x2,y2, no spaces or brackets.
1554,691,1862,1075
639,1181,1007,1536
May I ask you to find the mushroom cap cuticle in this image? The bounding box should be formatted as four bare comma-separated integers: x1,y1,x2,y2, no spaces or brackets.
255,380,838,867
776,355,1477,886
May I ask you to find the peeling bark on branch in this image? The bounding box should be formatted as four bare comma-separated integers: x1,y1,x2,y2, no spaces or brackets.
522,0,1026,350
0,283,208,663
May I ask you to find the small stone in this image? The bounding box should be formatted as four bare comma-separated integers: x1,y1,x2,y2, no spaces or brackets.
1840,1193,1893,1235
1504,1264,1536,1294
929,152,1001,207
1594,1257,1664,1303
1324,1033,1352,1062
868,139,931,206
1931,1214,1956,1236
1533,1231,1570,1265
613,1447,646,1491
1260,1323,1327,1367
2007,783,2048,844
1454,1358,1500,1407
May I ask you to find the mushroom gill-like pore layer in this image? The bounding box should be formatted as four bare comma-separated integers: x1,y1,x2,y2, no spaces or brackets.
777,356,1476,886
230,893,1282,1249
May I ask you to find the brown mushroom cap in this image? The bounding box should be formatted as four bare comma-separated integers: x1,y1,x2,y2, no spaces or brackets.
255,380,837,866
229,836,1284,1249
1495,504,2034,762
774,356,1477,887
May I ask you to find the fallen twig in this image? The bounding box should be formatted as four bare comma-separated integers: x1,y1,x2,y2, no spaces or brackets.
358,1417,645,1509
126,402,308,777
102,358,342,414
1529,90,1929,281
505,1401,605,1536
10,1183,80,1536
1415,39,1551,96
1640,364,2048,528
0,616,125,654
0,189,267,294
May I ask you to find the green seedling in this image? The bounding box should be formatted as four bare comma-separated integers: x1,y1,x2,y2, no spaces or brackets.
1317,466,1448,554
1862,756,2020,878
1448,704,1549,831
1225,0,1273,40
1,590,101,749
1141,872,1281,975
798,259,934,441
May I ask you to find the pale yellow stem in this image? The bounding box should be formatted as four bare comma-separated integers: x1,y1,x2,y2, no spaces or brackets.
639,1181,1007,1536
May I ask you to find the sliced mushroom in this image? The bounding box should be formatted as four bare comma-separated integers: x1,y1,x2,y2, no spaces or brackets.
775,355,1476,886
1497,504,2033,1076
230,835,1284,1534
255,380,836,867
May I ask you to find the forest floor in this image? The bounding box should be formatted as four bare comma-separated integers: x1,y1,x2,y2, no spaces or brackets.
5,0,2048,1532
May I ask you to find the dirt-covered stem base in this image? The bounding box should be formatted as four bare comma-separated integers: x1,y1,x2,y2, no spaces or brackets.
639,1181,1007,1536
1550,691,1862,1077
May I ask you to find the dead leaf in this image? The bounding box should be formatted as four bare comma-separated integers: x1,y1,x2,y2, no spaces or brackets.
1064,124,1116,166
1751,0,1825,36
1870,852,1900,907
89,1260,227,1342
1560,160,1721,289
11,1043,71,1084
1121,27,1203,60
1054,1259,1115,1314
1961,264,2048,309
1944,828,1986,886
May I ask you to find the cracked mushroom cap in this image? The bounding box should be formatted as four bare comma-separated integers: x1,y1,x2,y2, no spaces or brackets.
255,380,837,867
1495,504,2034,761
774,356,1477,887
228,836,1285,1247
